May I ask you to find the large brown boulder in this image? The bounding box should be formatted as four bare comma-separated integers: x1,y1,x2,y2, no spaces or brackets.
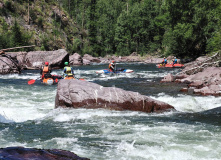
0,147,90,160
55,80,174,113
24,49,69,69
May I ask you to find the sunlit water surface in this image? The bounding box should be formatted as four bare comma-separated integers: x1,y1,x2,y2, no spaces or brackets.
0,63,221,160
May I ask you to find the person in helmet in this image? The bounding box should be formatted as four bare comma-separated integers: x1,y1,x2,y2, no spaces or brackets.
40,61,52,79
109,61,116,72
174,57,177,64
63,62,74,78
161,57,167,66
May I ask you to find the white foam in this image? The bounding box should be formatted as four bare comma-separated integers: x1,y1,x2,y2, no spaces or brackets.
0,114,13,123
0,85,56,122
151,93,221,112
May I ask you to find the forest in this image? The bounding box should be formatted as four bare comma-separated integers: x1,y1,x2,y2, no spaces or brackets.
0,0,220,59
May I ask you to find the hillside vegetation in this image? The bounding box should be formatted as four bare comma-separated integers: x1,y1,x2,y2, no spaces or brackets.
0,0,220,59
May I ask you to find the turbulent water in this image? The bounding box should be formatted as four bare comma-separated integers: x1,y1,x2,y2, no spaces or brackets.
0,63,221,160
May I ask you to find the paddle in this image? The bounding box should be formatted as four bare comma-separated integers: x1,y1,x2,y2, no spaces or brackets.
28,77,41,85
28,79,38,85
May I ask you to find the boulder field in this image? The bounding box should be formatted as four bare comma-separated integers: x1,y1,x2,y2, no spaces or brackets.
161,51,221,96
162,67,221,96
55,80,174,113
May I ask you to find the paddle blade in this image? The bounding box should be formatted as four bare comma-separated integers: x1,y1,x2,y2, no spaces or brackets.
28,79,36,85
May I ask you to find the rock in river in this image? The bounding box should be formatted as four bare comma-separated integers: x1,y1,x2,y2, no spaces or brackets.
55,80,174,113
0,147,90,160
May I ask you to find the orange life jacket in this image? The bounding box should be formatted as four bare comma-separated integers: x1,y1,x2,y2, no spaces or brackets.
109,63,113,72
41,66,50,78
43,66,49,74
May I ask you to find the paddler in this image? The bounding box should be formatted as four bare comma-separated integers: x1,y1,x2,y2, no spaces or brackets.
40,61,52,79
109,61,116,72
174,57,178,64
172,57,178,66
161,57,167,66
63,62,74,78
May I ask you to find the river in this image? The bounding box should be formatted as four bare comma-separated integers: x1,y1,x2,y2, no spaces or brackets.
0,63,221,160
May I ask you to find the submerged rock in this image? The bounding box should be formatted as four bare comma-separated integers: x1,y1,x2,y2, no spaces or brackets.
55,80,174,113
0,147,90,160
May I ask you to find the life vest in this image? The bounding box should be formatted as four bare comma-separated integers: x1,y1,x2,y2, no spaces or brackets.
42,66,49,78
64,66,73,76
109,63,114,72
174,59,177,63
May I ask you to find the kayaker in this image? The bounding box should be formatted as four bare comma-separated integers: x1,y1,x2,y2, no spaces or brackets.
40,61,52,79
174,57,178,64
161,57,167,66
109,61,116,72
63,62,74,78
172,57,178,66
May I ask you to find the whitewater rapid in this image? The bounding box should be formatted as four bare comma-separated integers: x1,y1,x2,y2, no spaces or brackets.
0,63,221,160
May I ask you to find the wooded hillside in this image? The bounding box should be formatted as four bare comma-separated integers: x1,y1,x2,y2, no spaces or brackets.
0,0,220,59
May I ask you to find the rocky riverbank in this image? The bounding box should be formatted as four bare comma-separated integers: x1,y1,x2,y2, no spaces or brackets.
161,51,221,96
0,49,220,97
0,49,177,74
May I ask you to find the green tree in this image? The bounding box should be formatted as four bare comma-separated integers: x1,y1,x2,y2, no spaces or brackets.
88,0,98,56
96,0,124,56
164,0,220,59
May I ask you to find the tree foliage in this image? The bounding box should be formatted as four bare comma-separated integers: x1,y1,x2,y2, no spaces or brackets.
0,20,32,51
0,0,220,58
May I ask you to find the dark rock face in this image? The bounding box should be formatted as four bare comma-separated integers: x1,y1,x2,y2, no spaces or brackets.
55,80,174,113
0,53,21,74
0,147,90,160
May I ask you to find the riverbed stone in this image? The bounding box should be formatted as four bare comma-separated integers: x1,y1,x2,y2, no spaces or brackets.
55,80,174,113
0,147,90,160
